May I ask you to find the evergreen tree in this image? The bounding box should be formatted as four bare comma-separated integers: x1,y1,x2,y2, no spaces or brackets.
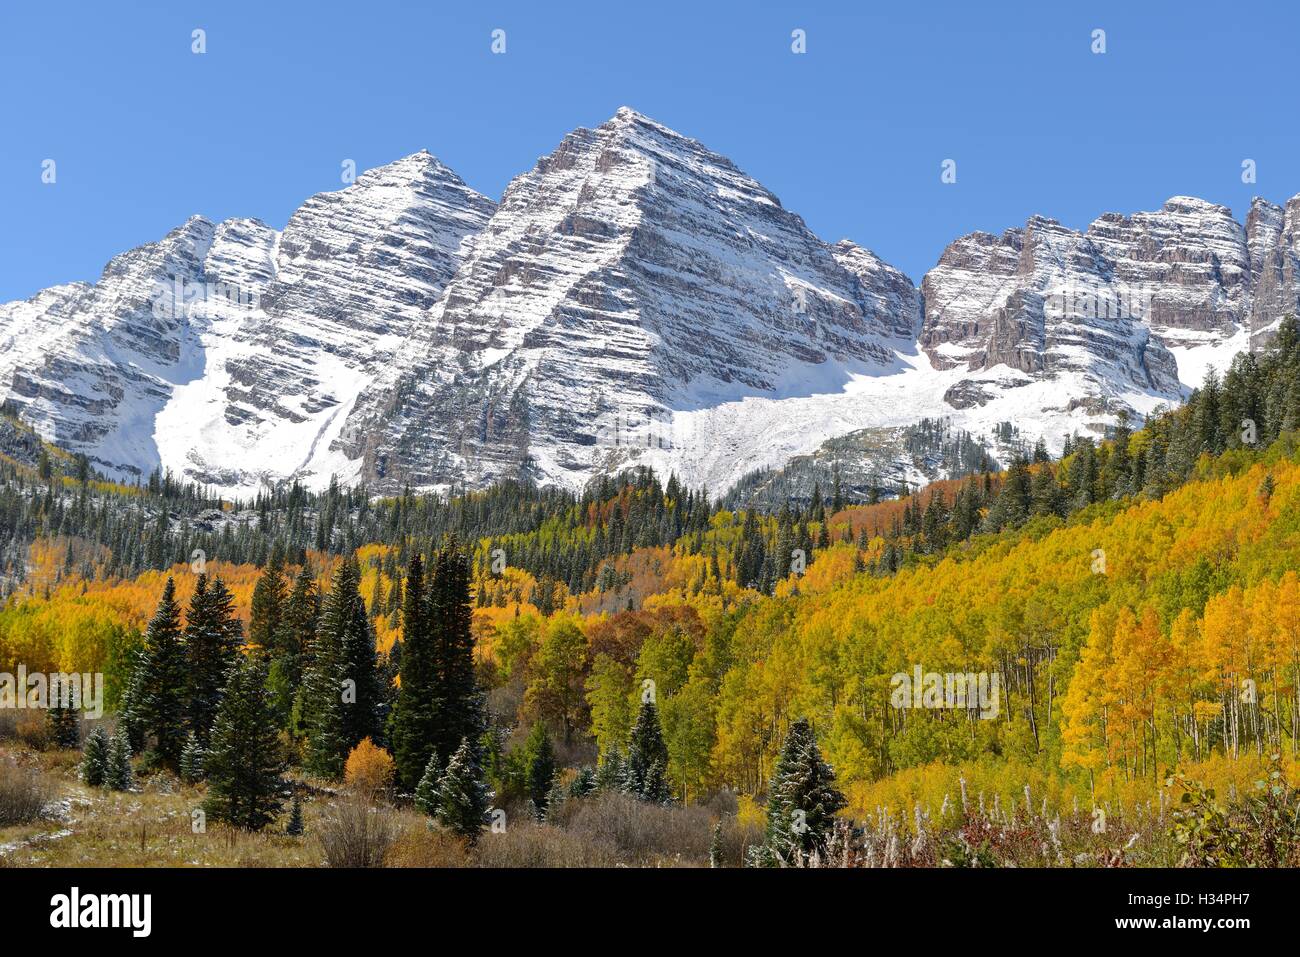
427,541,484,768
524,721,556,816
752,718,846,866
275,564,320,732
46,674,81,749
132,577,188,765
80,726,110,787
303,558,373,778
414,752,443,817
179,732,205,783
106,728,134,791
625,699,670,801
115,646,147,754
183,573,243,747
285,793,304,836
595,747,626,792
248,550,287,656
431,737,492,843
709,820,724,868
388,554,437,789
202,657,285,831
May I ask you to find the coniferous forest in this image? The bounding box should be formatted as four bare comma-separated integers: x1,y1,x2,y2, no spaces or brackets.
2,320,1300,868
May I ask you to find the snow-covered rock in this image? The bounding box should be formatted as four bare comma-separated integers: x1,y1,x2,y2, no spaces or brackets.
1,108,1296,500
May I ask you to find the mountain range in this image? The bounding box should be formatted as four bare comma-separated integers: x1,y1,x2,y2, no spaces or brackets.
4,107,1298,499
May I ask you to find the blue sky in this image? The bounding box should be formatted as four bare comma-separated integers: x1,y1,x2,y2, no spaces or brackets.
2,1,1297,302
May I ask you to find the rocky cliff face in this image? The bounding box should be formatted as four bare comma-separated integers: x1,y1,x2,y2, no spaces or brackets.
920,195,1300,419
336,108,911,491
1,109,1297,499
1247,196,1300,339
0,153,493,490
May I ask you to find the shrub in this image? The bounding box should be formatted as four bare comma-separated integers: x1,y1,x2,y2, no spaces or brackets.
0,760,52,826
344,738,395,799
472,822,619,868
387,824,471,867
316,798,397,867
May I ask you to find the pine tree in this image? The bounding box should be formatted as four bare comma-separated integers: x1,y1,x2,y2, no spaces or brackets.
427,541,483,769
314,557,383,752
431,737,492,844
709,820,724,868
524,721,556,816
275,564,319,732
106,728,134,792
183,574,243,747
179,732,205,783
414,752,443,816
303,560,363,778
80,726,110,787
595,747,626,792
202,657,285,831
132,577,188,765
389,554,437,789
46,674,81,749
115,646,147,753
248,550,287,656
625,699,669,801
753,718,846,866
285,794,304,836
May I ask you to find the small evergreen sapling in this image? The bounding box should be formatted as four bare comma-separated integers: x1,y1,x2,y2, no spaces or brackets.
431,737,492,843
106,728,134,792
414,753,442,817
179,732,206,784
46,676,81,750
80,726,110,787
286,794,304,836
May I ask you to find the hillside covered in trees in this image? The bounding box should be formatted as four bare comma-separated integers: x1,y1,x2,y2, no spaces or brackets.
4,319,1300,867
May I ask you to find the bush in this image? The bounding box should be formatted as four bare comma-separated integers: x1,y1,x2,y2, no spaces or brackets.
12,713,50,751
316,798,397,867
387,824,471,867
0,760,53,826
344,738,395,799
550,791,715,865
472,822,619,868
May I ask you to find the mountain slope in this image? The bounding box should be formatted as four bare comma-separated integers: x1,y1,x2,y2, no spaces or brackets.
337,107,913,492
1,109,1297,500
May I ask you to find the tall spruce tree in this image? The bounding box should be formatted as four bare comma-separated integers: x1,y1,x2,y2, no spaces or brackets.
334,557,384,748
625,699,670,801
524,721,556,816
202,657,285,831
183,574,243,747
276,564,320,732
248,550,287,656
431,737,492,844
132,577,188,765
753,718,846,866
388,554,437,789
427,541,483,768
304,557,378,777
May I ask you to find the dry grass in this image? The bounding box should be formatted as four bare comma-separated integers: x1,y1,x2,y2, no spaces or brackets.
0,758,53,826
